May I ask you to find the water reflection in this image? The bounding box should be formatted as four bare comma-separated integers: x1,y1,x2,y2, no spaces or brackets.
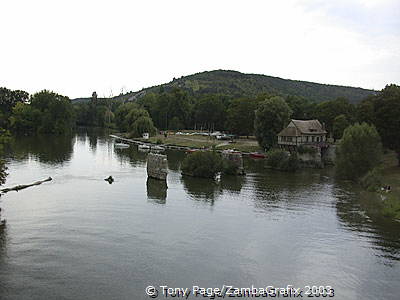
336,188,400,262
7,134,74,165
114,146,147,167
219,174,245,194
181,175,221,204
146,178,167,204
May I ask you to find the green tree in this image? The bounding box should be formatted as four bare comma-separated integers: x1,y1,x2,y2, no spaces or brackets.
30,90,75,134
194,95,225,131
0,87,29,128
9,102,41,133
131,116,156,137
336,122,382,180
254,96,292,149
181,151,222,178
332,114,350,140
226,97,257,136
372,84,400,166
314,97,355,134
285,95,315,120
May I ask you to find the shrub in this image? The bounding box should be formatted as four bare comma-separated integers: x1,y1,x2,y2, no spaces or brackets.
297,145,317,154
222,159,239,175
266,149,299,171
359,167,383,192
336,122,383,180
181,151,222,178
266,149,289,169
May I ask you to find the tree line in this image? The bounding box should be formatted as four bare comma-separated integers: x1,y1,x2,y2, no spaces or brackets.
0,84,399,162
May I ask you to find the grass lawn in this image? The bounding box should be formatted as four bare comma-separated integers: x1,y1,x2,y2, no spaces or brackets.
141,134,262,153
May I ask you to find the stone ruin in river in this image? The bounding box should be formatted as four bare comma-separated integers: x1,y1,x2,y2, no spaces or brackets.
146,153,168,181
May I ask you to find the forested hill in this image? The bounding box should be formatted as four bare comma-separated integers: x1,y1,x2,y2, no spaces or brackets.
73,70,376,104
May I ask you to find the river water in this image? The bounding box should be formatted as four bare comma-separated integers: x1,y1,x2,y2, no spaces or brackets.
0,129,399,300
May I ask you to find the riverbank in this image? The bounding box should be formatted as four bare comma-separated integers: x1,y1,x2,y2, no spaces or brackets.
114,132,262,153
380,152,400,220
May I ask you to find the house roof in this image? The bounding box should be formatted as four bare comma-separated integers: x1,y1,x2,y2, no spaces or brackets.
278,119,327,136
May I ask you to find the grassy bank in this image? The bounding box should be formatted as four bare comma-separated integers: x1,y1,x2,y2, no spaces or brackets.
135,133,262,153
380,152,400,219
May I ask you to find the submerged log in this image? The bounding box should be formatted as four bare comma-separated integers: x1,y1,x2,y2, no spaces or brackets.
0,177,52,194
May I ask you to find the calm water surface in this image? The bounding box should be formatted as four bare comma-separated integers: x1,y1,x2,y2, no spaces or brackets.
0,129,399,300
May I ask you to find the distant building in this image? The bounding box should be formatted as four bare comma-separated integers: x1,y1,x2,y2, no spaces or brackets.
278,119,327,150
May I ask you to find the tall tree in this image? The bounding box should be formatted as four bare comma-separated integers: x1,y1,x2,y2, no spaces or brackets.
314,97,355,134
226,97,257,136
254,96,292,149
332,114,350,141
372,84,400,165
336,123,382,180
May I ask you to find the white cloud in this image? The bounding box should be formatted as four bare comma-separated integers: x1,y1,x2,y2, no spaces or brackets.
0,0,398,98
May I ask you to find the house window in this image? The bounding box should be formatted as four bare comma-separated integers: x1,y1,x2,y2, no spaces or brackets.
317,136,320,142
312,136,315,142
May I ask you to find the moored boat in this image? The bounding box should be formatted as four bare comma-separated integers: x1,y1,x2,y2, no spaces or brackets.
249,152,266,159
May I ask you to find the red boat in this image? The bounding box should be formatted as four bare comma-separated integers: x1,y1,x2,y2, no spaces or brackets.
249,152,266,159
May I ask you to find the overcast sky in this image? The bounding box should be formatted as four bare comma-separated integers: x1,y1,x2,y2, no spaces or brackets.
1,0,399,98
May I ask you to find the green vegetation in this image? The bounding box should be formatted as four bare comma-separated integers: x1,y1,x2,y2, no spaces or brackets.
363,84,400,166
226,97,259,136
10,90,74,134
99,70,375,104
221,159,240,175
336,123,383,180
266,149,299,171
0,129,10,186
254,96,292,149
333,114,350,140
181,151,222,178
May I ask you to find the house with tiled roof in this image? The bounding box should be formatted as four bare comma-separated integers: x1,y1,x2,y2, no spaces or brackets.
278,119,327,149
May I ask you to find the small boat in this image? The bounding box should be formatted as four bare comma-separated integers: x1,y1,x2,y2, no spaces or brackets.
186,149,198,153
250,152,266,159
114,142,130,148
138,144,151,151
151,145,165,153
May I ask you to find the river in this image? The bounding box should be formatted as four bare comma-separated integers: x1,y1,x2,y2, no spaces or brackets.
0,129,399,300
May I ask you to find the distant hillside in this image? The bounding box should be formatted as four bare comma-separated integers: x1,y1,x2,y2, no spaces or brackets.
73,70,376,104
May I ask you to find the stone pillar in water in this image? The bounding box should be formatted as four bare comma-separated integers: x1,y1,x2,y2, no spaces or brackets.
146,153,168,181
221,150,245,175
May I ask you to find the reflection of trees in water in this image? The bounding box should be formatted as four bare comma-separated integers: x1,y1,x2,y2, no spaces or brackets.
336,187,400,262
250,169,332,212
181,175,221,205
114,146,147,167
0,224,6,264
76,127,110,152
219,175,245,194
146,178,167,204
7,134,74,165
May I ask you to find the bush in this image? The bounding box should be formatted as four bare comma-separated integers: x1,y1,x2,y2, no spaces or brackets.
266,149,299,171
181,151,222,178
280,152,299,171
297,145,317,154
266,149,288,168
222,159,239,175
336,122,383,180
359,167,383,192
